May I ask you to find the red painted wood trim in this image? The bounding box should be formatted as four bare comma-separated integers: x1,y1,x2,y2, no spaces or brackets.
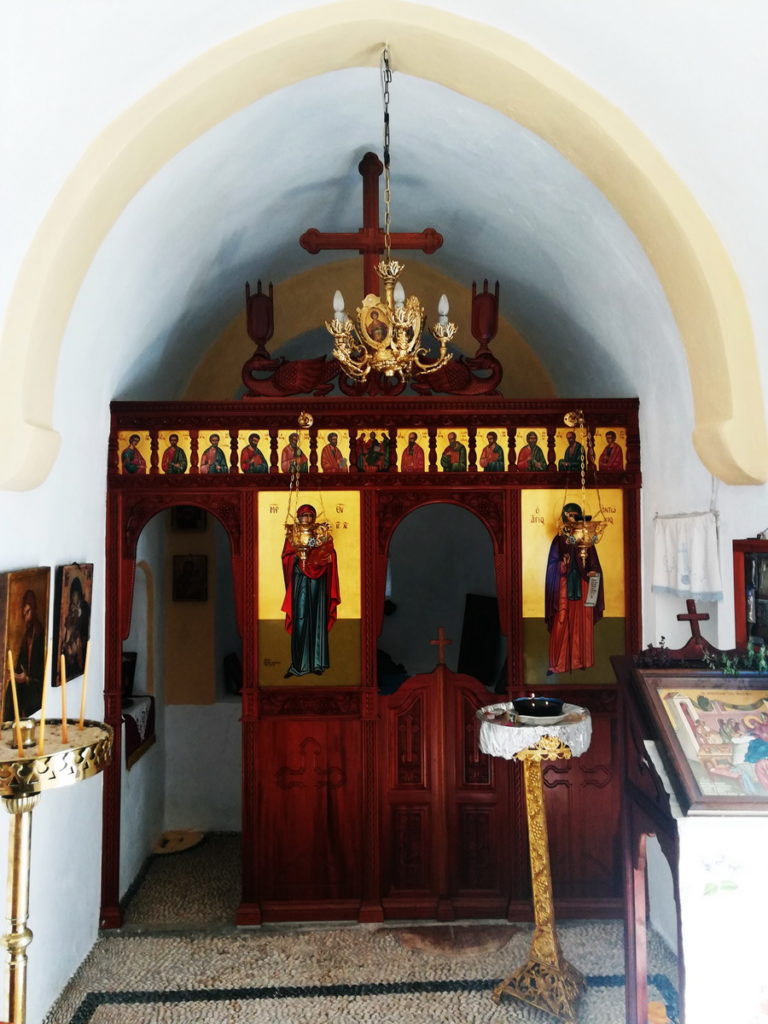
733,538,768,649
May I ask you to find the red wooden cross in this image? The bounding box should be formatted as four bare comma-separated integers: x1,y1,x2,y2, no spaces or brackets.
299,152,443,297
430,626,452,666
677,599,710,640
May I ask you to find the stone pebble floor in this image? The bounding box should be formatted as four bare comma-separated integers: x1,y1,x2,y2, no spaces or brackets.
46,920,677,1023
45,836,678,1023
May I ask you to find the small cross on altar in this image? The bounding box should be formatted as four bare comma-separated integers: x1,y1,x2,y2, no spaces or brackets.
677,599,710,640
299,152,443,297
430,627,452,666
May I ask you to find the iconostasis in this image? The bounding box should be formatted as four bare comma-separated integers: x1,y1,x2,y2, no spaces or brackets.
110,404,639,696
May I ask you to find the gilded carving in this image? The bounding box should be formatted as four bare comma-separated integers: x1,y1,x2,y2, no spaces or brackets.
493,746,585,1022
515,735,573,762
0,722,113,798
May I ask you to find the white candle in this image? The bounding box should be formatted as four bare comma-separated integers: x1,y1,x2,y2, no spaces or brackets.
60,654,69,743
37,644,51,755
7,649,23,757
78,640,90,729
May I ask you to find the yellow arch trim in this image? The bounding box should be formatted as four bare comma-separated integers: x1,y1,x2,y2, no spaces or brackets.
1,0,763,487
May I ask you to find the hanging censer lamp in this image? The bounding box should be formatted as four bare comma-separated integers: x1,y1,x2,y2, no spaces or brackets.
284,412,332,562
558,410,609,566
325,47,457,383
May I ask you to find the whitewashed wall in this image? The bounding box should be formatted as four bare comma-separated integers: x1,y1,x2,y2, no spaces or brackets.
164,705,242,832
119,740,164,897
0,401,110,1023
1,2,767,1020
678,816,768,1023
119,517,166,897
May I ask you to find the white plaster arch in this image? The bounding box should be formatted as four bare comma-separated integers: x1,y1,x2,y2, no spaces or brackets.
1,0,763,489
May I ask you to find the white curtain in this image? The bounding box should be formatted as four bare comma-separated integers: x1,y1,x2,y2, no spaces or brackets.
652,510,723,601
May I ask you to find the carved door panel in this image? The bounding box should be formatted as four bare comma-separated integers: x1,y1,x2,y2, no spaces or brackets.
446,686,519,917
379,683,437,916
380,668,518,919
256,710,363,919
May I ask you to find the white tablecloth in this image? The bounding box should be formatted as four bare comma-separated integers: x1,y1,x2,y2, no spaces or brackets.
477,702,592,759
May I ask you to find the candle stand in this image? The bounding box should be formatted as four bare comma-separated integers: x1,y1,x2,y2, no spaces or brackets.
477,701,591,1024
0,719,112,1024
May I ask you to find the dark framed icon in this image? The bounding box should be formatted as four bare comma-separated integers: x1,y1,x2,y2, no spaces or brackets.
0,566,51,717
172,555,208,602
53,562,93,685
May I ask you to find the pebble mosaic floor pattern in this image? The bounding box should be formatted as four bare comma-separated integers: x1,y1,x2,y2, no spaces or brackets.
121,832,241,930
47,922,678,1024
45,836,679,1023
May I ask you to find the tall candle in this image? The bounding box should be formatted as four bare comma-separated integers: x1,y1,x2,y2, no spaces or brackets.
78,639,90,729
60,653,69,743
38,644,51,756
0,649,9,725
7,649,23,757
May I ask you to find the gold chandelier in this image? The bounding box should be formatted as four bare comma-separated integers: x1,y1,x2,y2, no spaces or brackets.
326,47,456,383
557,410,609,565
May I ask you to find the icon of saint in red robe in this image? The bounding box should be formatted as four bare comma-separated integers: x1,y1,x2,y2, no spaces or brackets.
545,503,604,674
400,432,425,472
281,504,341,677
598,431,624,471
320,433,348,473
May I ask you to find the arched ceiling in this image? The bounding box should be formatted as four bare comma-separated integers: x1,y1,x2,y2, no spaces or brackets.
67,68,682,403
5,2,764,489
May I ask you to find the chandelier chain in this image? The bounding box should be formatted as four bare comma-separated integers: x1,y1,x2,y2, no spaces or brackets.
324,44,456,383
381,46,392,261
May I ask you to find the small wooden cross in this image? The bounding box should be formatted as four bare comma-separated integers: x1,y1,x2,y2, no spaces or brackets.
299,152,443,297
430,627,452,666
677,599,710,640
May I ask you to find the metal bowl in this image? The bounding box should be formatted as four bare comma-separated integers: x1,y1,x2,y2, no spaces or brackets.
511,696,565,718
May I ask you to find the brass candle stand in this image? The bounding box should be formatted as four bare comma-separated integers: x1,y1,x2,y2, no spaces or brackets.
0,719,113,1024
478,702,591,1024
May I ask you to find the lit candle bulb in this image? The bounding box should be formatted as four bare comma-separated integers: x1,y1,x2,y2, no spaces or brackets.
332,290,347,323
393,282,405,309
438,294,450,326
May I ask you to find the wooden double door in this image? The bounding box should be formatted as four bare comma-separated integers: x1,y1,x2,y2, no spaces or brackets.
240,667,620,923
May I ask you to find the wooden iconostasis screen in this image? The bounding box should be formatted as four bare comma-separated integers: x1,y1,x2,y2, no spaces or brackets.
100,396,641,928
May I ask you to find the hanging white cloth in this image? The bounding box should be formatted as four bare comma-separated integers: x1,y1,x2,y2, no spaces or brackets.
652,510,723,601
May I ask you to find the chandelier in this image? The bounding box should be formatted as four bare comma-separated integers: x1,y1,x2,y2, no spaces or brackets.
326,47,456,383
557,410,609,565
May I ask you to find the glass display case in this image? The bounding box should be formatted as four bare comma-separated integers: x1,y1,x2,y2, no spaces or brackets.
733,539,768,648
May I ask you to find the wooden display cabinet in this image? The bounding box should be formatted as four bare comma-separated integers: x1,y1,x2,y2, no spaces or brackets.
733,538,768,650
